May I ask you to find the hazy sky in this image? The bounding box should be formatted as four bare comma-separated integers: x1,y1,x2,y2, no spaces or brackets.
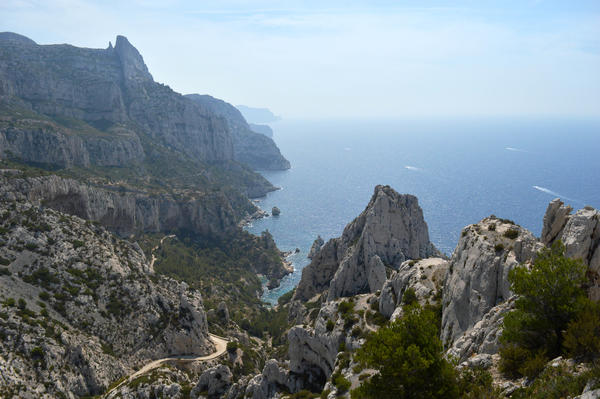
2,0,599,118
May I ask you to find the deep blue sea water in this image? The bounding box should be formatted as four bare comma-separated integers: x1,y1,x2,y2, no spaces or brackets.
246,118,600,305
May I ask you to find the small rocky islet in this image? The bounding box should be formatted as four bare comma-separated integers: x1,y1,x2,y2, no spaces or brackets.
1,32,600,399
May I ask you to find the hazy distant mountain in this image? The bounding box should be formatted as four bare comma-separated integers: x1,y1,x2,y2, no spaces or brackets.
248,123,273,138
236,105,281,124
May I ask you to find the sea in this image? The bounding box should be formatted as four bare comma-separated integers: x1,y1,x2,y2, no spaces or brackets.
245,117,600,305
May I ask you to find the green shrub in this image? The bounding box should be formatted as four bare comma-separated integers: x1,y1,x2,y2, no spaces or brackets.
0,267,10,276
563,300,600,360
227,341,240,352
288,390,319,399
352,305,458,399
510,363,593,399
402,288,418,306
499,242,588,378
71,240,85,249
457,367,501,399
39,291,50,301
278,289,295,306
3,297,16,307
17,298,26,310
326,319,335,332
488,223,496,231
494,243,504,252
333,372,351,394
0,257,10,266
503,229,519,239
30,346,44,359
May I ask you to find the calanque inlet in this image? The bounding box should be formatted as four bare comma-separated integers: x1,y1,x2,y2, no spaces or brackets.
1,32,600,399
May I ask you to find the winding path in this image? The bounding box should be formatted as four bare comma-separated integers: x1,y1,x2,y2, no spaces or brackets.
105,334,228,396
149,234,175,269
105,236,227,395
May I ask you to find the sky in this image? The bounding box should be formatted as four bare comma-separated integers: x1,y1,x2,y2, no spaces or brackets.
2,0,600,119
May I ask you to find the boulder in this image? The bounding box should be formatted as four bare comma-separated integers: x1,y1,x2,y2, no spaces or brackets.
192,365,233,398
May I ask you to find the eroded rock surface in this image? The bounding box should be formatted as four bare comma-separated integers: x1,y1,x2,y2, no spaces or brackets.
441,216,543,347
294,185,439,302
542,199,600,300
379,257,448,319
0,199,212,398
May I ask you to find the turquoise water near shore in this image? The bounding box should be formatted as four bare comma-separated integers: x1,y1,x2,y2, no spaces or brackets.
246,118,600,305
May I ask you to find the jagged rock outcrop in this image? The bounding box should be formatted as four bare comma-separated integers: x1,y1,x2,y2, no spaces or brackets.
243,359,293,399
286,295,376,394
0,174,245,238
542,199,600,301
185,94,290,170
249,124,273,138
441,216,543,348
192,365,233,398
379,257,448,319
0,199,212,398
294,185,439,302
447,299,515,362
308,235,324,259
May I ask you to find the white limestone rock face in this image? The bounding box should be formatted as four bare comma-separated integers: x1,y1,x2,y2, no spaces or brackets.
242,359,293,399
294,185,439,302
441,217,543,347
192,365,233,399
542,199,600,301
447,298,515,362
379,257,448,319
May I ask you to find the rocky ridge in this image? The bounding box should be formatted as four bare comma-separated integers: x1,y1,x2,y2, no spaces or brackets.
0,173,250,238
0,198,212,398
0,32,289,182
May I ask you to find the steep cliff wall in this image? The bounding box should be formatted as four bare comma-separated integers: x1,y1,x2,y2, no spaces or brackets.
185,94,290,170
440,216,542,348
0,33,232,165
0,174,247,238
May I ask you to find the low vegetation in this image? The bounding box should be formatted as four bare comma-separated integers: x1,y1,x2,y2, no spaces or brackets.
499,241,599,378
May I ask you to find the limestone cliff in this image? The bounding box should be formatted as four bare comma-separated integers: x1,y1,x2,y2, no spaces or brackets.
0,173,249,238
294,185,439,302
440,216,542,348
542,199,600,300
0,32,231,164
0,198,212,398
185,94,290,170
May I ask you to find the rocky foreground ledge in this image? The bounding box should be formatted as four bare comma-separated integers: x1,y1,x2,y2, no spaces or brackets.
238,189,600,399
